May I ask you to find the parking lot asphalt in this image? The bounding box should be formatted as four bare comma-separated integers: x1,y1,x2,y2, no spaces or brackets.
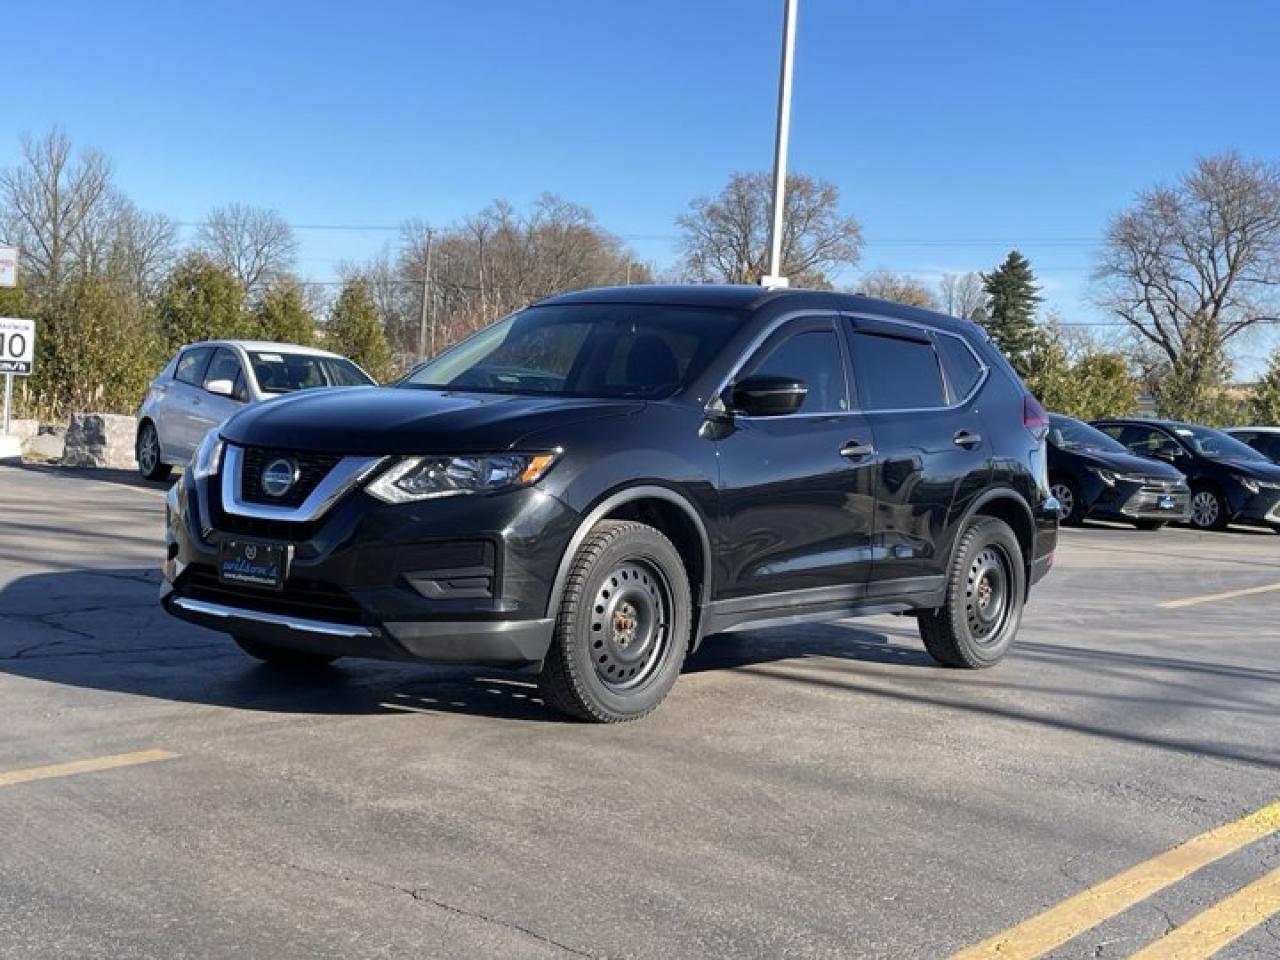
0,462,1277,960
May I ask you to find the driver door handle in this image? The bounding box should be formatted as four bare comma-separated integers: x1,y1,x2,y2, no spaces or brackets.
953,430,982,449
840,440,876,459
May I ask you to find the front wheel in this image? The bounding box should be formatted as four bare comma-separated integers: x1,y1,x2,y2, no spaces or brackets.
538,520,691,722
136,421,172,482
1049,477,1084,526
1188,489,1227,531
233,635,337,668
918,517,1025,669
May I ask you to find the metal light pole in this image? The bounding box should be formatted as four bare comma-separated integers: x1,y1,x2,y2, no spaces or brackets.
761,0,798,289
417,227,434,359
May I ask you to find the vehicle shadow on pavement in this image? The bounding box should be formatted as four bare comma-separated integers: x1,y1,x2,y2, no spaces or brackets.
0,567,928,725
10,461,179,493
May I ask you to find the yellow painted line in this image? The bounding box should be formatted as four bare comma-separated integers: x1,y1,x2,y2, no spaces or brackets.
1158,581,1280,609
0,749,179,788
950,801,1280,960
1129,865,1280,959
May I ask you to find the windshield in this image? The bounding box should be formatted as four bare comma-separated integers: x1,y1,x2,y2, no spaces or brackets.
249,351,374,394
400,303,742,399
1048,415,1128,454
1171,424,1270,462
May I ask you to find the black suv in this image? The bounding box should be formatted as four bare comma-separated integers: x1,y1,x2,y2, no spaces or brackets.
1047,414,1189,528
162,286,1058,722
1092,418,1280,532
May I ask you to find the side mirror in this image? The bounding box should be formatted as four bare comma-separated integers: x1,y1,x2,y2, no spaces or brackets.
731,376,808,417
206,378,235,398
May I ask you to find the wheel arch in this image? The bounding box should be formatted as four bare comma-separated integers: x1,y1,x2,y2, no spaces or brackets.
545,485,713,645
952,488,1037,591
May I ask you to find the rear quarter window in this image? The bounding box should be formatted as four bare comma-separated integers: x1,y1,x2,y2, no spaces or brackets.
934,334,984,401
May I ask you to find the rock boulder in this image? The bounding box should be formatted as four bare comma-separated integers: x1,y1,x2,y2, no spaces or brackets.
62,414,138,469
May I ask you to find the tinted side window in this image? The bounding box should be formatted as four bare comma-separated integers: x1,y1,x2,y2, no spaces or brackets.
850,331,946,410
1119,426,1182,458
174,347,212,386
935,334,983,401
745,327,847,414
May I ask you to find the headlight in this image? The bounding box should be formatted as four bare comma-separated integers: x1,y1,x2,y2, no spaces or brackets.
1234,475,1280,494
1088,467,1117,486
366,452,559,503
191,430,223,481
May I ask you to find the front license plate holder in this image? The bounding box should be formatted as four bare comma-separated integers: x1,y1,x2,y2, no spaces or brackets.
1158,495,1176,511
218,539,290,591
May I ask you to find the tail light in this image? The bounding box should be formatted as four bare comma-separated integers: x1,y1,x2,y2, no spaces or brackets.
1023,394,1049,434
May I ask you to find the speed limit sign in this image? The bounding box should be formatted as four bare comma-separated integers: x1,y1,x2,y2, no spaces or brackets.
0,317,35,375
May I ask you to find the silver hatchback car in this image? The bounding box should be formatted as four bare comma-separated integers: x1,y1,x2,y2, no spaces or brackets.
135,340,375,480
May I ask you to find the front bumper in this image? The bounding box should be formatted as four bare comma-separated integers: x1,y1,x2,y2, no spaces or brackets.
1229,488,1280,527
162,468,575,668
1089,478,1191,522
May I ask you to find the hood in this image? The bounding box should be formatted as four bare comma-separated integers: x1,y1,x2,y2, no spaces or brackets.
1058,447,1186,480
1217,458,1280,482
219,386,643,455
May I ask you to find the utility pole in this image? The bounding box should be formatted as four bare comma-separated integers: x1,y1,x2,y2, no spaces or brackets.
761,0,798,289
417,227,434,359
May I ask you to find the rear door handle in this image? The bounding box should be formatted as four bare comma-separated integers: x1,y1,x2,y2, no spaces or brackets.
840,440,876,459
953,430,982,448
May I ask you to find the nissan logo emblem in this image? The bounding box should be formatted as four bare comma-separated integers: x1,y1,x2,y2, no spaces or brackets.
261,458,299,498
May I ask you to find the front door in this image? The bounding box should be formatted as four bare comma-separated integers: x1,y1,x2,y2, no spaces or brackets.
845,319,992,587
714,316,879,600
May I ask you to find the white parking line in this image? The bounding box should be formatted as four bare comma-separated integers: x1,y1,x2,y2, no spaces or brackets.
1158,582,1280,609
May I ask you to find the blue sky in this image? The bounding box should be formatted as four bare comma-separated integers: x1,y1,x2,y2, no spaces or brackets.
5,0,1280,373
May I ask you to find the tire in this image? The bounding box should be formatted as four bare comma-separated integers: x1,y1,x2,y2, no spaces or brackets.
1133,520,1166,531
1049,476,1084,526
1188,488,1227,531
233,635,337,668
136,421,172,482
918,517,1025,669
538,520,691,723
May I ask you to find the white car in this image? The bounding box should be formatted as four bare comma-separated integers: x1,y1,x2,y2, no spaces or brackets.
1225,426,1280,464
135,340,375,480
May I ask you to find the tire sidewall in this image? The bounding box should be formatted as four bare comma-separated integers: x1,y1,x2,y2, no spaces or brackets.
944,520,1025,667
563,527,691,719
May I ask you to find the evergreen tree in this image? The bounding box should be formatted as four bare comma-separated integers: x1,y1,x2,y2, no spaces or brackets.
981,250,1043,373
155,253,246,350
327,277,392,382
1248,350,1280,425
252,278,314,346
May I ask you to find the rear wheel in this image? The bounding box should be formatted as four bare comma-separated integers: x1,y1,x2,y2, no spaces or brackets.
918,517,1025,669
1049,477,1084,525
538,520,690,722
136,421,172,482
1189,488,1227,531
233,635,337,668
1133,520,1166,531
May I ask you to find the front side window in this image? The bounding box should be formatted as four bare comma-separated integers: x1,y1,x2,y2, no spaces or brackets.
741,326,847,414
1048,415,1128,453
401,304,741,399
1118,426,1184,459
174,346,212,386
203,348,243,392
849,330,946,410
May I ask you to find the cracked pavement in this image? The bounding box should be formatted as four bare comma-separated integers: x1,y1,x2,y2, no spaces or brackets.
0,463,1277,959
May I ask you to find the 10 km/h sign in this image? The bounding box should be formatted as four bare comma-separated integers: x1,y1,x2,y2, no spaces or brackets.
0,317,36,375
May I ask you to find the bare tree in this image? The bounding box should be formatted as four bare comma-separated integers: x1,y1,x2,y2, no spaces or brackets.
109,202,178,290
0,128,115,292
195,203,298,296
857,270,938,309
677,172,862,287
938,271,986,319
1094,152,1280,367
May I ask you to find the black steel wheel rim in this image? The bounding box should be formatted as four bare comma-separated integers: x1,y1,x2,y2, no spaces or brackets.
965,544,1012,645
589,559,672,691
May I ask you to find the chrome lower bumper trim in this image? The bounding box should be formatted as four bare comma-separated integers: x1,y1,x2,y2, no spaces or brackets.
170,597,375,638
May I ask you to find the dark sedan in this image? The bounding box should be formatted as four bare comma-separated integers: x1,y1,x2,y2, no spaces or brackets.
1092,418,1280,532
1047,414,1189,528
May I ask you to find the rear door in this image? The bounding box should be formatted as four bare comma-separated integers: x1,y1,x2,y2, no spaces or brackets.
714,316,879,600
845,319,992,590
